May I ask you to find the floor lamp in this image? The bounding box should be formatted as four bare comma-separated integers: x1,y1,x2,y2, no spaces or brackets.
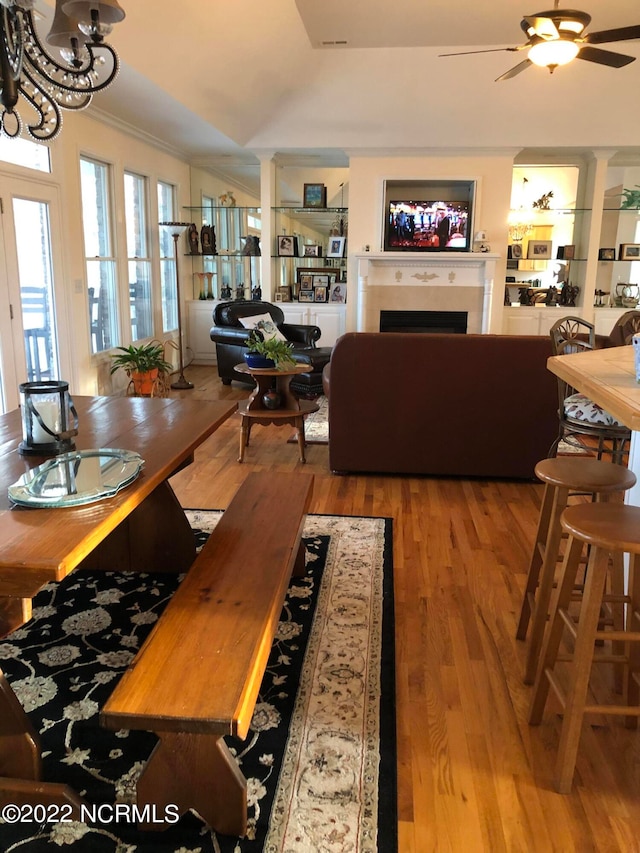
159,222,194,390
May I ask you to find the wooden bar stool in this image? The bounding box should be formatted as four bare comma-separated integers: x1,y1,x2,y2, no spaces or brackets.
517,457,635,685
528,502,640,793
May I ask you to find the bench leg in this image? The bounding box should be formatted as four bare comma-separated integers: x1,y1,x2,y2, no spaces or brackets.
137,731,247,837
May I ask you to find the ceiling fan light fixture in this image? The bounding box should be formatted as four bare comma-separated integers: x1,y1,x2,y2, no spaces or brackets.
558,19,586,35
529,38,579,67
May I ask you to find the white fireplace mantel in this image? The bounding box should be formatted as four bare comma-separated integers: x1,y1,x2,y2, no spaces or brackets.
355,252,500,334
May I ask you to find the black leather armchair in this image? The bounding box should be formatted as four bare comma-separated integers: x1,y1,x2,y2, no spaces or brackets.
210,300,332,396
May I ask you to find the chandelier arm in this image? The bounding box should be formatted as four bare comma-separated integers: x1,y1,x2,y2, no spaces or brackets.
15,67,64,139
21,11,120,95
1,5,22,110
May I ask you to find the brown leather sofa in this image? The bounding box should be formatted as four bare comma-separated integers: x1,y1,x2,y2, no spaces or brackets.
325,332,559,479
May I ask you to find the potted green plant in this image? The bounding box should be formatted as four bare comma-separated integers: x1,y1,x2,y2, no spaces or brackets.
110,342,173,396
244,324,296,370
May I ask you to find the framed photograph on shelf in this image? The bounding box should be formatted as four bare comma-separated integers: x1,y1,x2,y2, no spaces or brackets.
329,282,346,303
598,247,616,261
303,244,322,258
619,243,640,260
299,290,314,303
298,273,313,289
327,236,346,258
510,243,523,260
526,240,552,260
557,244,575,260
277,235,297,257
276,285,291,302
303,183,327,208
314,286,328,303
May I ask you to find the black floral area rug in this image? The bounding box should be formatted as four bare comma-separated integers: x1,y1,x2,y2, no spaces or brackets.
0,512,396,853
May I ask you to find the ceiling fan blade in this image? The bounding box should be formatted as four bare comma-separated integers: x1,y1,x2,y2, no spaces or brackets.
439,46,519,57
577,45,636,68
523,15,559,40
584,25,640,45
495,58,532,81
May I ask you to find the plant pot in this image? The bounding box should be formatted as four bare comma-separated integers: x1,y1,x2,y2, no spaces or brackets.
131,368,158,396
244,353,275,369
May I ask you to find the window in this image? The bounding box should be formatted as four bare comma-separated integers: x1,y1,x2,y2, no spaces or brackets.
158,181,177,332
80,158,119,353
124,172,152,340
0,137,50,173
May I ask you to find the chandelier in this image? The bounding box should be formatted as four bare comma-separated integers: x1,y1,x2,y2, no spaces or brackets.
0,0,125,142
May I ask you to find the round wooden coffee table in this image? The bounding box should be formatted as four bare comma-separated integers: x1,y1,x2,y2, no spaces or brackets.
234,363,319,463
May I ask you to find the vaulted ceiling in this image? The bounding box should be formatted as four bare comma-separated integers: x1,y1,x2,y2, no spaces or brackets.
67,0,640,184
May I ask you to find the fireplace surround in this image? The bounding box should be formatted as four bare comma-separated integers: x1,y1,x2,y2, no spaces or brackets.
355,252,499,334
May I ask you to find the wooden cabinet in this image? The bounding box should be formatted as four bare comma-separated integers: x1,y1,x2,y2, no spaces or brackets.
186,300,217,364
280,304,346,348
502,306,585,337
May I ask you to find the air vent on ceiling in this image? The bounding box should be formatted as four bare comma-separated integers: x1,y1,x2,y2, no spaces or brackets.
320,40,348,47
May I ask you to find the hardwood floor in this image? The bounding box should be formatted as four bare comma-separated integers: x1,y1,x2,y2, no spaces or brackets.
170,365,640,853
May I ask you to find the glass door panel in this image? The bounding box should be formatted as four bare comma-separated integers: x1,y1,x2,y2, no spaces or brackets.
12,198,59,382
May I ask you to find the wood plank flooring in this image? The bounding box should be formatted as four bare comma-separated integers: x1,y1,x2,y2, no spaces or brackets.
169,365,640,853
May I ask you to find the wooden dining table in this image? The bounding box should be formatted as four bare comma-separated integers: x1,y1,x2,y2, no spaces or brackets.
547,343,640,506
0,394,236,812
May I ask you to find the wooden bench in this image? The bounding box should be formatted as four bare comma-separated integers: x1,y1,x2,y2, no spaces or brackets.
100,471,314,837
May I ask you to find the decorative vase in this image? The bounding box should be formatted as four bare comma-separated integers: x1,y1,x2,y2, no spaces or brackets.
244,353,275,369
131,368,158,396
262,389,281,410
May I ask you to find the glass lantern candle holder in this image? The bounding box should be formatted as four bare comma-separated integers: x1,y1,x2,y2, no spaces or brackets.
19,381,79,456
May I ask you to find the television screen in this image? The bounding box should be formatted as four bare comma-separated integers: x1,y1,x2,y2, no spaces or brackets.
385,200,470,252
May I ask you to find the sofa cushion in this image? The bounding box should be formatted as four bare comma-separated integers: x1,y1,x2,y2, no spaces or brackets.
238,315,287,341
564,393,625,427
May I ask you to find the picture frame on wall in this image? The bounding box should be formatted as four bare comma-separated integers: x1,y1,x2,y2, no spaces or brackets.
526,240,552,260
619,243,640,260
277,235,297,256
598,247,616,261
303,183,327,208
327,236,346,258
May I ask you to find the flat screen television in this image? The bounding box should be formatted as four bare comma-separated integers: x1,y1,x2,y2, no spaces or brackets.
384,199,471,252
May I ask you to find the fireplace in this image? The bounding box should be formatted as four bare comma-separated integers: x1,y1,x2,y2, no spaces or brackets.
355,252,498,334
379,310,467,334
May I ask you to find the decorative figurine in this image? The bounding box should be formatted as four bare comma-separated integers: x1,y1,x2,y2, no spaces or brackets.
544,286,558,306
235,284,245,300
220,285,232,300
188,224,199,255
200,224,213,255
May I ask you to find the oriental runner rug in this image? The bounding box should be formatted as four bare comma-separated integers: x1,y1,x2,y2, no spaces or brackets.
0,512,396,853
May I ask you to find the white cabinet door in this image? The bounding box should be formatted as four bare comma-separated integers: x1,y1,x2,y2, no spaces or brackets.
280,307,307,326
503,309,544,336
186,301,217,364
280,305,346,347
308,308,345,347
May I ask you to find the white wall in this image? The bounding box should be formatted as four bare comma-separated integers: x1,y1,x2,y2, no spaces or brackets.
345,152,515,332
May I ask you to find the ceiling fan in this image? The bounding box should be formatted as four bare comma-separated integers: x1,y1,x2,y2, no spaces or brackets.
440,2,640,81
